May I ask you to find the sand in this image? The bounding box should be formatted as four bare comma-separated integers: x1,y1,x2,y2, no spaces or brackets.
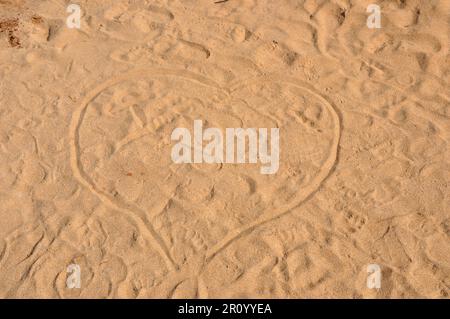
0,0,448,298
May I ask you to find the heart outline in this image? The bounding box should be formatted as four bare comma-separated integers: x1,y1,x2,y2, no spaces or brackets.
69,69,341,272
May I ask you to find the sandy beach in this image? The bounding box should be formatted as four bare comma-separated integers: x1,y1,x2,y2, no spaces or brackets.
0,0,449,298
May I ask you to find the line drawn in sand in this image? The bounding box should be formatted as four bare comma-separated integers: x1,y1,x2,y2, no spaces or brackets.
69,68,341,296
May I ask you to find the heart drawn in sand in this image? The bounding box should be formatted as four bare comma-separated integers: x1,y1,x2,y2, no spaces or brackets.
70,69,340,271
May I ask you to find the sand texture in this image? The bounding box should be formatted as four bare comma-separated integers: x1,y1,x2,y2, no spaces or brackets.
0,0,449,298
